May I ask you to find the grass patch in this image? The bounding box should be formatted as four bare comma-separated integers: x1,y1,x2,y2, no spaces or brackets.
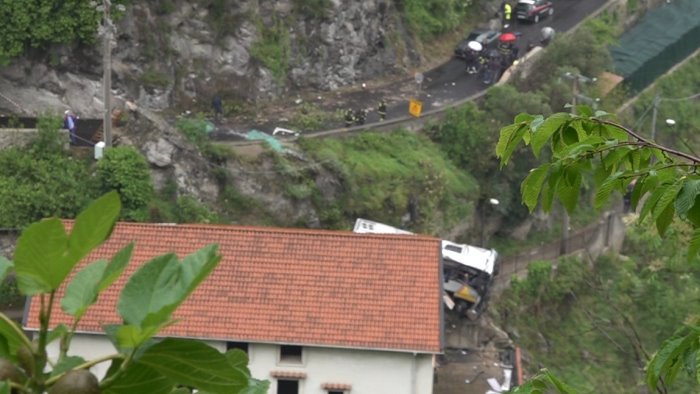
299,130,477,232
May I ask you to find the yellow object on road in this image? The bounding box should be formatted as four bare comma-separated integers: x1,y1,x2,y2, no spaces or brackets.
409,98,423,117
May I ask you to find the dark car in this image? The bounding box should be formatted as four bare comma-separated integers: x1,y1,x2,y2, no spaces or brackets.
454,28,500,58
515,0,553,23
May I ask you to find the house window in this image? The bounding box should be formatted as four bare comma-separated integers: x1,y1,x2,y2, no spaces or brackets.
277,379,299,394
280,345,303,363
226,341,249,354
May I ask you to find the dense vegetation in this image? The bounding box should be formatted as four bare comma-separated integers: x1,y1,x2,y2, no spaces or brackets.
298,130,477,232
497,220,700,392
0,0,111,64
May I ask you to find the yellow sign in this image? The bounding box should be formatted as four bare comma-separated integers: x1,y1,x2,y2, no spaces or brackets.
409,98,423,118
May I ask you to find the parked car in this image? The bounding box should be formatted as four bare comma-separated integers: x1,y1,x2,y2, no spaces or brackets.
515,0,553,23
454,28,500,59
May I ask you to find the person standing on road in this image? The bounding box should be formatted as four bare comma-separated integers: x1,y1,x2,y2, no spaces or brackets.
377,100,387,121
63,110,77,144
212,95,223,122
502,1,512,29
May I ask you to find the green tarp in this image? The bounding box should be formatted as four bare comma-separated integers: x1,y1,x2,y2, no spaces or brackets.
611,0,700,92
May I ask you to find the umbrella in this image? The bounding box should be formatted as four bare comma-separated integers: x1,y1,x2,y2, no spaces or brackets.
499,32,517,42
467,41,483,52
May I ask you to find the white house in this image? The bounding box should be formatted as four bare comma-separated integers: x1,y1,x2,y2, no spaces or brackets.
24,222,444,394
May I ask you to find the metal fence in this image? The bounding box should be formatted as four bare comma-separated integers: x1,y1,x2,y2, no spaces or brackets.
493,212,618,291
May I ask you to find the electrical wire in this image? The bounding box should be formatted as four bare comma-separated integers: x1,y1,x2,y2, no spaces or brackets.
659,91,700,102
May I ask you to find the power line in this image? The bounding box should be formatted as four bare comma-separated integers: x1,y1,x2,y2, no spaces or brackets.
659,91,700,102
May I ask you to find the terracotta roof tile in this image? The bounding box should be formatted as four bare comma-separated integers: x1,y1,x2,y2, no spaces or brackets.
25,222,442,353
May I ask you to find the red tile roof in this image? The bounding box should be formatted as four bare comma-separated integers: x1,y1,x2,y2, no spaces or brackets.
24,222,442,353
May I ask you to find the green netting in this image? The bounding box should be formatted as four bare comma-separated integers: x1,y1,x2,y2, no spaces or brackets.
611,0,700,92
245,130,283,151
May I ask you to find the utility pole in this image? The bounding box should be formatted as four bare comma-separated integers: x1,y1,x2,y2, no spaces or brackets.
99,0,115,147
650,93,660,141
560,72,597,255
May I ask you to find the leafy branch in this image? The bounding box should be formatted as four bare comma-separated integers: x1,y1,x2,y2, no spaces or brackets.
496,107,700,392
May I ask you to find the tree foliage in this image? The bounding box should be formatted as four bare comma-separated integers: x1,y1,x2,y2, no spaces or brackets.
497,106,700,392
0,192,267,393
0,0,105,64
96,147,155,222
0,117,95,228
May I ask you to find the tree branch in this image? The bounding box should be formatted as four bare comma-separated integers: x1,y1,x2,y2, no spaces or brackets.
598,119,700,164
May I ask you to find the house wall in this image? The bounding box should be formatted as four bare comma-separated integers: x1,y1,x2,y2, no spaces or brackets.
240,343,435,394
49,335,435,394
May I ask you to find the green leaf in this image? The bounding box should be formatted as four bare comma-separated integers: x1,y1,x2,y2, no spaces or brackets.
62,243,133,319
103,361,173,394
521,165,550,212
594,172,623,209
675,179,700,220
0,336,9,359
139,339,247,394
118,245,221,329
62,260,107,318
497,123,527,166
14,218,69,294
570,119,589,141
0,257,11,283
532,113,569,158
67,191,121,273
602,147,632,172
225,349,250,375
653,179,683,222
98,243,133,293
689,229,700,263
558,172,582,213
47,324,68,345
0,313,32,356
647,330,700,390
600,123,629,141
240,379,271,394
640,186,667,223
575,104,592,117
0,381,9,394
544,369,577,394
514,113,534,123
50,355,86,377
112,324,163,351
655,203,674,236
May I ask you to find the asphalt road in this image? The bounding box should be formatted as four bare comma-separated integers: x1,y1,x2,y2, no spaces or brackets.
417,0,609,111
213,0,609,140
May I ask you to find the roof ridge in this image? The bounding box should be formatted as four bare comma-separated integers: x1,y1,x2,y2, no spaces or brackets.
63,219,439,240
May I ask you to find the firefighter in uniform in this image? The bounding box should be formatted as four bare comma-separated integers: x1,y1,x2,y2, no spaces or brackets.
377,100,387,121
344,108,356,127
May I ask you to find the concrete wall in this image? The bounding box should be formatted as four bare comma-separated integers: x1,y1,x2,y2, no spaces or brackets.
0,129,40,149
50,334,436,394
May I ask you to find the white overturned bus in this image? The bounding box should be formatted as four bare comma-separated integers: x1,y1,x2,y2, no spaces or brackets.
353,218,499,319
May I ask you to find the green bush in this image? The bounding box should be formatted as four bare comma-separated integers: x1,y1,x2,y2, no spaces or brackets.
0,1,111,64
250,19,290,82
402,0,469,39
96,147,154,221
0,148,94,228
176,117,210,145
140,69,170,91
300,130,477,232
175,196,218,223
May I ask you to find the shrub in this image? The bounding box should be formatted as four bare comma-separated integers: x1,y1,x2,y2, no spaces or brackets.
250,19,290,82
96,147,154,221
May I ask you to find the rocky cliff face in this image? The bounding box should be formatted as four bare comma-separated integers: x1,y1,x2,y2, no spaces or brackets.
0,0,420,118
